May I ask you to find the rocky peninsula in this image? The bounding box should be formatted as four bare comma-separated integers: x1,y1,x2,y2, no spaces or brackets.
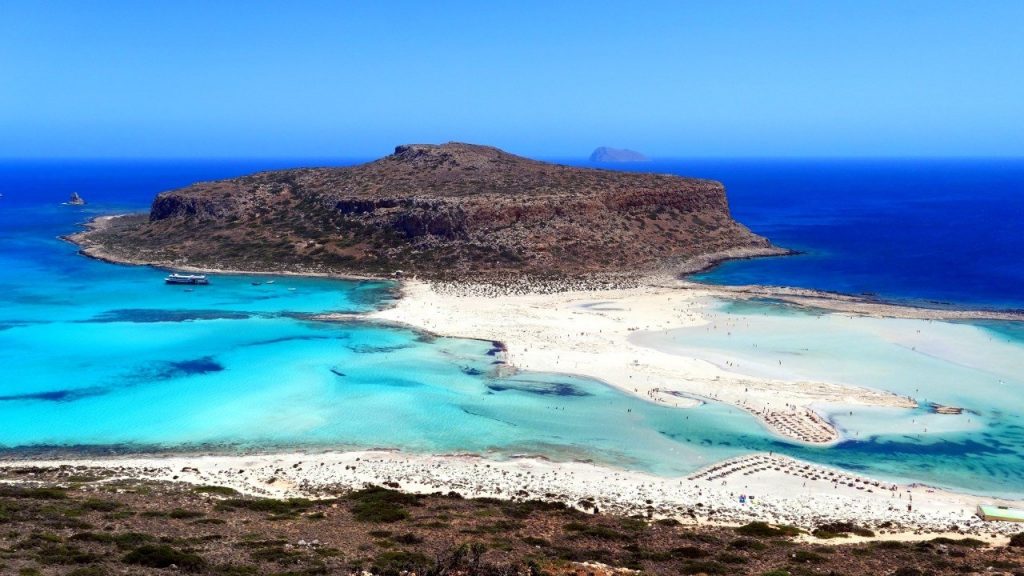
68,142,783,280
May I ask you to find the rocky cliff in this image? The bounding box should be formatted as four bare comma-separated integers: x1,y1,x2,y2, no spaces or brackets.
70,143,780,280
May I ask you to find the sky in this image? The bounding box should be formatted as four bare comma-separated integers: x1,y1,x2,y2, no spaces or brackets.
1,0,1022,158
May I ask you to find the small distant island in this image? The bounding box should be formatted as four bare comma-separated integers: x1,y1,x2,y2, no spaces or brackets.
589,146,650,163
69,142,781,280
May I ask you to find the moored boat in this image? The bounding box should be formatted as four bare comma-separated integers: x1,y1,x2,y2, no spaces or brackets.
165,273,209,285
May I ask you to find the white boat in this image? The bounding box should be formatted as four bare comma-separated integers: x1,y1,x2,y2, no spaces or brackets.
165,273,209,285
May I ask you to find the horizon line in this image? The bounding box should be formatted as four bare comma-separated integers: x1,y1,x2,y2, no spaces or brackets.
1,154,1023,162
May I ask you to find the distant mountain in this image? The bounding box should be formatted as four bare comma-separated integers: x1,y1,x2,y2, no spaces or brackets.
589,147,650,163
69,142,779,280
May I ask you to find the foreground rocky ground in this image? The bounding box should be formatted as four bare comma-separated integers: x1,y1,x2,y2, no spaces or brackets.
1,467,1021,576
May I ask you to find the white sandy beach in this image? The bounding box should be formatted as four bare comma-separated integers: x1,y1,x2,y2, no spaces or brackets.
3,449,1020,540
365,279,924,445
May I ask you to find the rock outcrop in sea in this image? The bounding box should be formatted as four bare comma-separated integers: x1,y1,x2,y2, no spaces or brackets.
70,142,780,279
589,146,650,163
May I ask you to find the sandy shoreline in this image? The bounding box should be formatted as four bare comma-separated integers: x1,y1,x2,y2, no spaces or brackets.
2,450,1020,540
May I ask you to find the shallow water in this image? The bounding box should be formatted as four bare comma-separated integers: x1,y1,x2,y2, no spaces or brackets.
631,299,1024,497
2,160,1023,499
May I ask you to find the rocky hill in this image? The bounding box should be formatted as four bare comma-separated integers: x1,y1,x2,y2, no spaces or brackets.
70,143,781,280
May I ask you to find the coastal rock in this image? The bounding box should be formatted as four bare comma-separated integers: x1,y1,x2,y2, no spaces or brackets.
589,146,650,163
72,142,778,279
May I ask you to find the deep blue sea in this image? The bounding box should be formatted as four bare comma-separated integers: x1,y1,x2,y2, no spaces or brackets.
653,158,1024,311
1,158,1023,497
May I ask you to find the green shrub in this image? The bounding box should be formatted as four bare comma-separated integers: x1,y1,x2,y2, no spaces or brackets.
69,531,113,544
735,522,801,538
812,521,874,538
670,546,709,559
0,486,66,500
123,544,206,571
348,487,417,523
791,550,824,563
929,536,987,548
502,499,566,518
194,485,240,496
371,550,431,576
216,497,311,515
169,508,205,519
112,532,157,550
35,543,100,565
680,560,727,574
81,498,118,512
249,545,301,564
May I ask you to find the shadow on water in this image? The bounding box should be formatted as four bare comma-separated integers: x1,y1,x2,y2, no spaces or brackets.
0,356,225,404
486,378,592,397
82,309,255,323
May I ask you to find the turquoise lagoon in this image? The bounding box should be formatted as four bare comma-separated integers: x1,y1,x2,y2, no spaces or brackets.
0,193,766,475
2,161,1023,500
630,299,1024,497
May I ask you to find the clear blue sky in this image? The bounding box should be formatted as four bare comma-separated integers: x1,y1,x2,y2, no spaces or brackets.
2,0,1022,158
